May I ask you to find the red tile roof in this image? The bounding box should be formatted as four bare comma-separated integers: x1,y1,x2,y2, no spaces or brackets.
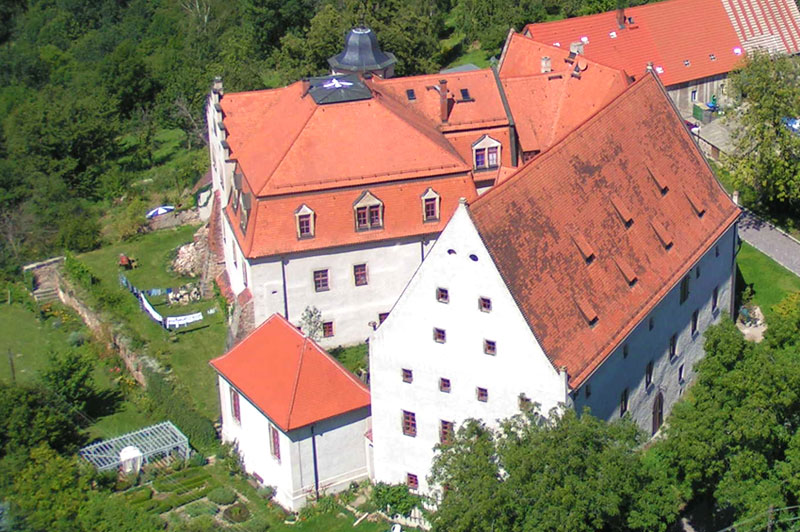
210,314,370,432
469,73,740,388
723,0,800,54
220,82,469,197
524,0,745,87
230,174,477,258
498,33,630,153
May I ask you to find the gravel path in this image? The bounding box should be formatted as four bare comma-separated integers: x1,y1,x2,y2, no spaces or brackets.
738,210,800,277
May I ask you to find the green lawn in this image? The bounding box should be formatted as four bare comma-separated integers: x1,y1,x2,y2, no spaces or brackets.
330,344,369,377
79,226,227,420
0,305,64,384
737,241,800,321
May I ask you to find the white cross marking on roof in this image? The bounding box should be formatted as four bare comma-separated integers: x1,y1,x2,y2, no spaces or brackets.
323,78,353,89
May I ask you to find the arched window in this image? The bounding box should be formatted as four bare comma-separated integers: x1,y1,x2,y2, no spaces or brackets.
420,188,440,222
295,204,315,239
472,135,501,170
353,191,383,231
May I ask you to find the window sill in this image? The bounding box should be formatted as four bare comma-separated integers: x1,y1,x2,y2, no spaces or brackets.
473,165,500,173
355,226,384,232
314,288,330,293
402,432,417,438
297,234,315,240
423,217,440,224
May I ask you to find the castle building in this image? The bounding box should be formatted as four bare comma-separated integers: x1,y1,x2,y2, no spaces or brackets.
369,73,740,494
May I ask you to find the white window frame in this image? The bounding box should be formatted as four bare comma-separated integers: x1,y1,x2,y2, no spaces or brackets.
421,188,441,222
472,135,502,170
353,191,384,231
295,204,315,239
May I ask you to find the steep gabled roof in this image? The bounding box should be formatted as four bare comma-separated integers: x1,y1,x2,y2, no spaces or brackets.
524,0,745,87
498,33,630,152
470,74,740,388
220,80,469,197
210,314,370,432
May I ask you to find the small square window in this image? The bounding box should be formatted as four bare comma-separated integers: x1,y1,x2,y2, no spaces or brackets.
406,89,416,101
379,312,389,324
440,420,455,444
436,288,449,303
402,368,413,383
434,328,446,343
314,269,329,292
474,148,486,168
620,388,629,416
712,286,719,311
368,205,382,228
476,387,488,402
487,146,498,167
670,334,677,359
439,378,451,393
484,339,496,355
691,309,699,335
402,410,417,437
354,264,368,286
479,297,492,312
270,424,281,461
407,473,419,490
356,207,368,229
646,360,653,387
322,321,334,338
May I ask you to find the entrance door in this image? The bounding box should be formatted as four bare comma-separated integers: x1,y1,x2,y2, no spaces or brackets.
652,392,664,435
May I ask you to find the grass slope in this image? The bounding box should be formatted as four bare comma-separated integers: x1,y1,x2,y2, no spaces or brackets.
737,241,800,321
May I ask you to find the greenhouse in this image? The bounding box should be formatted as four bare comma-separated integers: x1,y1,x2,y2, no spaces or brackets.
79,421,190,472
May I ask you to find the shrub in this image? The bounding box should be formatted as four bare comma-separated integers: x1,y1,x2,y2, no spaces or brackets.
207,486,237,506
247,515,271,531
257,485,275,500
188,452,206,467
144,370,216,447
184,500,218,518
223,503,250,523
372,482,419,518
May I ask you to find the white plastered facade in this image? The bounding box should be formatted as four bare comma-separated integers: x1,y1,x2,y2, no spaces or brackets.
217,376,371,511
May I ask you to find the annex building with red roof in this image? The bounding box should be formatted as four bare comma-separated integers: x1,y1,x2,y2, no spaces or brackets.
205,27,632,348
210,313,371,511
523,0,800,115
369,73,740,494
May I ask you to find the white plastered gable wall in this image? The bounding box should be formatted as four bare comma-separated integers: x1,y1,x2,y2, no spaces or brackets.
370,202,567,494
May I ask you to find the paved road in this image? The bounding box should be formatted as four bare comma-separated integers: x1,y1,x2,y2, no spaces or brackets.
738,210,800,277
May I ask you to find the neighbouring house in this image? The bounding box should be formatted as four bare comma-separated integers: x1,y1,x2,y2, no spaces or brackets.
209,313,371,511
369,73,741,494
523,0,800,115
205,28,632,347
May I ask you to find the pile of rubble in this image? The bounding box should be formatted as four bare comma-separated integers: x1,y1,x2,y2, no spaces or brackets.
167,283,202,306
171,227,208,277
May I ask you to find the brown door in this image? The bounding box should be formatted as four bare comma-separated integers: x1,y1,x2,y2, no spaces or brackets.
652,392,664,435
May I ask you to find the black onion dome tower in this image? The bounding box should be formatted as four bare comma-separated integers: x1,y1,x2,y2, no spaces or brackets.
328,27,397,79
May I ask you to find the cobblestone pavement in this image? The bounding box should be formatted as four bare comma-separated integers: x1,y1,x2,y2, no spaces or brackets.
738,210,800,277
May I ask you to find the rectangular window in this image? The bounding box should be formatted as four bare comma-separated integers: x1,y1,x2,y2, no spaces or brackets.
322,321,334,338
424,198,438,221
646,361,653,387
436,288,449,303
440,420,455,444
407,473,419,490
649,316,655,330
356,207,368,229
313,269,329,292
368,205,382,228
298,214,312,237
484,339,497,355
680,276,690,304
402,368,413,383
695,266,701,279
270,424,281,461
691,309,699,335
712,286,719,311
439,378,451,393
379,312,389,324
487,146,498,167
402,411,417,437
476,387,488,402
230,388,241,424
479,297,492,312
715,245,720,257
691,89,698,101
670,334,677,359
620,388,629,416
585,384,592,399
474,148,486,168
354,264,368,286
433,328,446,343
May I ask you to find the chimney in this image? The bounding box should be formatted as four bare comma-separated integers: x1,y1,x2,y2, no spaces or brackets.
646,61,654,73
569,41,584,55
616,7,626,29
439,79,449,123
301,79,310,98
212,76,223,95
541,56,552,73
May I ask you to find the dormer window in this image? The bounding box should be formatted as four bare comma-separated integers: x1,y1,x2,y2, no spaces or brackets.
354,191,383,231
472,135,501,170
421,188,440,222
239,193,251,234
295,204,315,239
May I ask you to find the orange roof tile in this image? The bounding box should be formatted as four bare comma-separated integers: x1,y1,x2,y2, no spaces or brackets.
210,314,370,432
470,73,740,388
498,33,630,153
524,0,745,87
220,82,469,197
229,174,477,258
